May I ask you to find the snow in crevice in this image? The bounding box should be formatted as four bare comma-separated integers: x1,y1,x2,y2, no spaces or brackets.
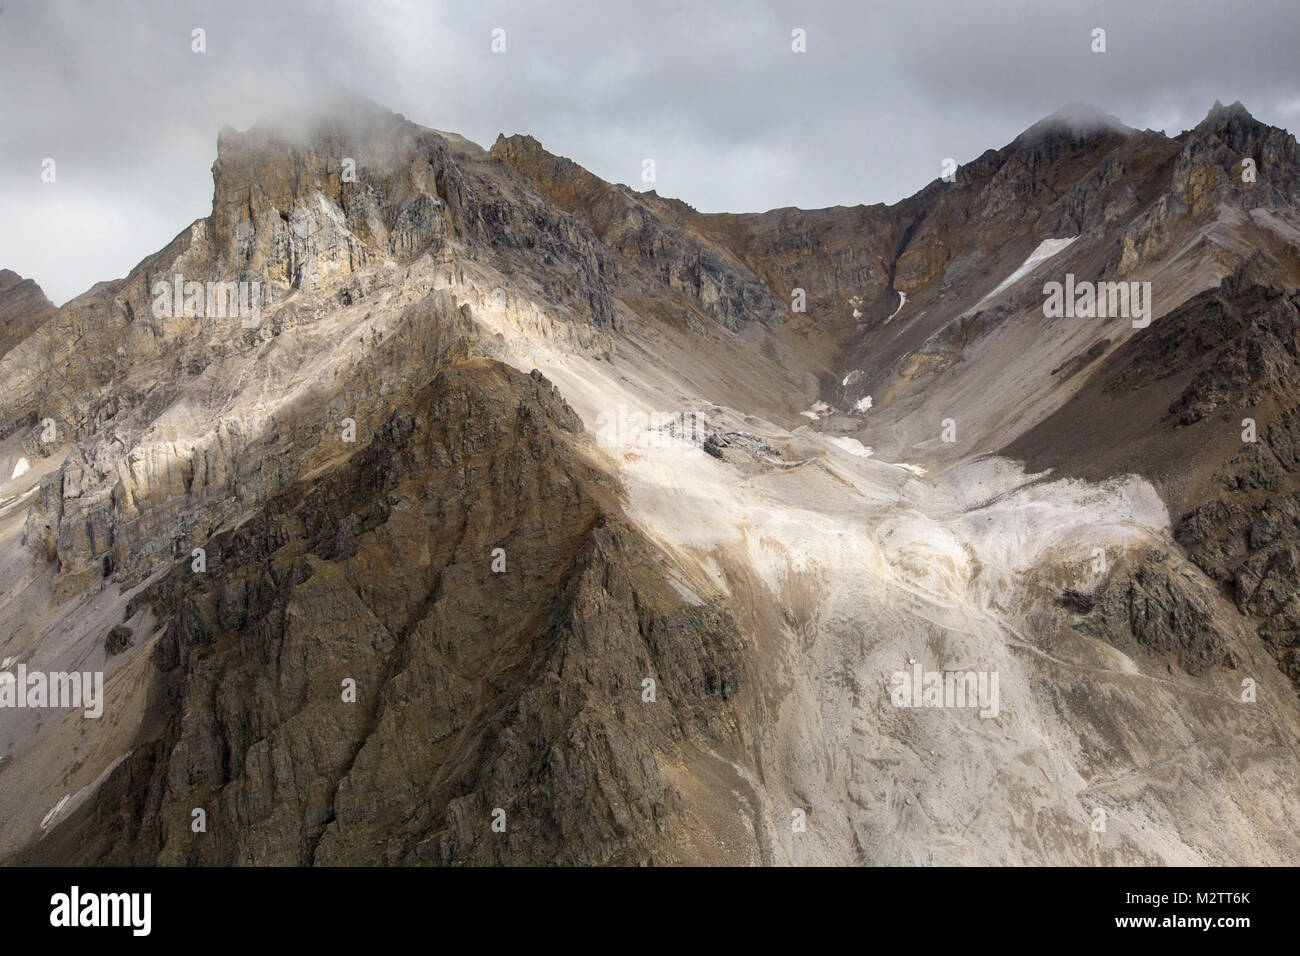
885,290,907,322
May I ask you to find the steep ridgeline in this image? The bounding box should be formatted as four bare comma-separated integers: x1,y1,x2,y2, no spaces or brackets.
496,103,1299,458
3,99,1300,865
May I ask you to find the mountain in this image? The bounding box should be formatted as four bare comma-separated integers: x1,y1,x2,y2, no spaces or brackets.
2,98,1299,865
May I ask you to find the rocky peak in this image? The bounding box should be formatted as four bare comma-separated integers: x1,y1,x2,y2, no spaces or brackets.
206,100,463,293
1185,99,1283,151
0,269,59,360
1171,99,1300,211
1203,98,1254,124
0,268,52,303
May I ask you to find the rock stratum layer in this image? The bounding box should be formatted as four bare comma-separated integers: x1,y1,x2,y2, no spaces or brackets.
2,98,1299,865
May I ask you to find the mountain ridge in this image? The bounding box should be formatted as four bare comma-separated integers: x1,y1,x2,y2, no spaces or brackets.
2,97,1300,866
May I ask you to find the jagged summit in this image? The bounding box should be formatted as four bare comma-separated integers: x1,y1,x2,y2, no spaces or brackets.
1188,98,1272,137
1172,98,1300,208
1178,98,1289,146
205,97,1288,223
1205,98,1254,122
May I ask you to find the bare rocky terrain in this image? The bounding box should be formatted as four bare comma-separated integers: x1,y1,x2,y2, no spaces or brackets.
2,97,1299,865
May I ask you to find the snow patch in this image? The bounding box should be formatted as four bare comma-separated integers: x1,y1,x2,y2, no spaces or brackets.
852,395,873,413
40,794,70,831
976,237,1078,308
10,457,30,480
886,290,907,322
828,436,873,458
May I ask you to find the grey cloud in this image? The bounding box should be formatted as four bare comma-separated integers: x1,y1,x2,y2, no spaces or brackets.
1,0,1297,303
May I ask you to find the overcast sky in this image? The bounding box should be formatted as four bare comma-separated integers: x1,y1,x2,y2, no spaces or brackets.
2,0,1298,305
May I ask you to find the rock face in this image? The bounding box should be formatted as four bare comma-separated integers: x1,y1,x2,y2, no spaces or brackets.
491,134,783,333
1177,405,1300,684
4,98,1300,867
1075,549,1240,675
0,270,59,362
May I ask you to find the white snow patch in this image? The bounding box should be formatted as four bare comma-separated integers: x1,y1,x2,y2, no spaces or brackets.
828,436,873,458
975,237,1078,308
852,395,873,413
9,457,30,480
886,290,907,322
841,370,863,388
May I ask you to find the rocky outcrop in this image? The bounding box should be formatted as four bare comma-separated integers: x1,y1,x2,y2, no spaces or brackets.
104,625,133,656
1003,267,1300,689
20,288,481,595
1074,549,1240,675
1177,404,1300,684
1098,272,1300,424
